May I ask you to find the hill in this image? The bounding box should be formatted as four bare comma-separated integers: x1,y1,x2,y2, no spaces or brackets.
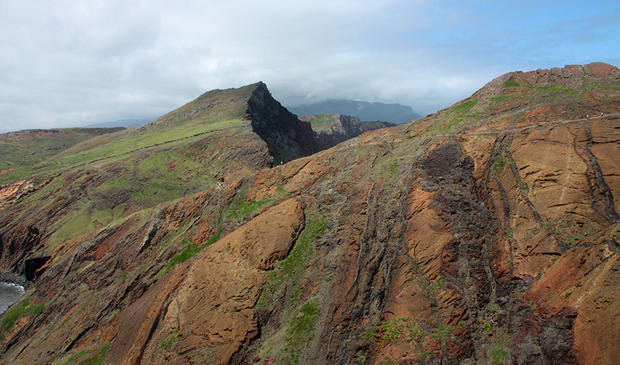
82,117,154,129
1,63,620,364
289,99,421,123
300,113,395,150
0,82,377,274
0,128,123,175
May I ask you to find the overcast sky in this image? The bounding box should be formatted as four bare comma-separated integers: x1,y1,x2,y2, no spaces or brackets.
1,0,619,132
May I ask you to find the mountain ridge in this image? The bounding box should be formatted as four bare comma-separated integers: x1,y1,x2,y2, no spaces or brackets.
0,63,619,364
0,81,386,274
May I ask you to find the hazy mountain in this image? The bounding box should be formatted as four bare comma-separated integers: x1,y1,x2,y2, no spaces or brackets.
289,99,421,123
83,117,154,129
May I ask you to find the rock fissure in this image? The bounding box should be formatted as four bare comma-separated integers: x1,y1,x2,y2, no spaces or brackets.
583,124,619,223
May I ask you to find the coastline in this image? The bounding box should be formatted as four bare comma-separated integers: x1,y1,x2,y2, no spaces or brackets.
0,272,27,314
0,271,28,288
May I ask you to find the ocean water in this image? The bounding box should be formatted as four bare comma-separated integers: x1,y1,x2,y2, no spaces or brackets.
0,281,25,314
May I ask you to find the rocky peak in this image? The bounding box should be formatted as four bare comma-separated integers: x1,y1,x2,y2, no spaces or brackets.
136,83,392,165
245,82,316,164
504,62,619,88
480,62,619,93
467,62,620,114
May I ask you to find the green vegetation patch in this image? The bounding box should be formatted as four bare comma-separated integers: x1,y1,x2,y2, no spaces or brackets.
490,94,513,104
47,201,126,249
127,149,219,205
257,212,327,310
1,297,45,339
94,146,219,205
450,98,478,115
0,128,120,175
56,343,111,365
164,231,222,273
387,159,400,175
487,334,511,365
500,79,577,100
226,197,277,221
305,114,338,132
490,91,531,105
429,98,480,134
1,117,243,184
533,84,577,97
160,329,179,350
55,118,244,168
362,316,460,361
46,144,224,248
536,84,574,93
502,80,528,88
225,187,289,222
368,317,425,346
543,217,601,246
372,158,401,180
492,155,506,174
490,344,509,365
281,300,321,364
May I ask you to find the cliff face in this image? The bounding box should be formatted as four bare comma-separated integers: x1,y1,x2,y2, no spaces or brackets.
246,83,316,164
1,63,620,365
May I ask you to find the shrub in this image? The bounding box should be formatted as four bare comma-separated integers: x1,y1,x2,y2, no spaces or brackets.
492,155,506,174
0,297,45,338
502,80,527,88
164,230,222,272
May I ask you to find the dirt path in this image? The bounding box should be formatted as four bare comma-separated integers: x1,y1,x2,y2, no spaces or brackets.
465,112,620,136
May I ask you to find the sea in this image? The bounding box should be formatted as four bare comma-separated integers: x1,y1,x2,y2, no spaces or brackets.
0,281,25,314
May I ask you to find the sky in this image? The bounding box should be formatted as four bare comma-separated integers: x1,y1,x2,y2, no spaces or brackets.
1,0,619,132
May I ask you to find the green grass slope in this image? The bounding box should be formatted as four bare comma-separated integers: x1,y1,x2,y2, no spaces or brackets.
0,128,123,177
0,84,266,185
0,83,271,254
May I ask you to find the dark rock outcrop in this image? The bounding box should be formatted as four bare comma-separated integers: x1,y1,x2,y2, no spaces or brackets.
24,256,51,281
246,83,316,164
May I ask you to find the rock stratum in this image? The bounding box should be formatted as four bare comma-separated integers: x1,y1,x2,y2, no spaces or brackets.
0,63,619,364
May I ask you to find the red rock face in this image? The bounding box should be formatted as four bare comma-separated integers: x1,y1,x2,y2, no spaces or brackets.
585,62,619,78
1,64,619,365
0,180,34,209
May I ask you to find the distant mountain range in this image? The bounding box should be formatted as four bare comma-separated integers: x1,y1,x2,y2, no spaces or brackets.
288,99,421,123
83,117,154,129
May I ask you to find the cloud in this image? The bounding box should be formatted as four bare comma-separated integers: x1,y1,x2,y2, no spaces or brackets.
1,0,619,131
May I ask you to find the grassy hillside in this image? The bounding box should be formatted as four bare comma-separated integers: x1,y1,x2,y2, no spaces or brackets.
0,86,263,185
303,113,395,133
0,128,123,176
0,84,268,254
303,114,340,132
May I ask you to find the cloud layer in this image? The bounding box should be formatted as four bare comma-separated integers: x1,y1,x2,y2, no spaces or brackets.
1,0,619,131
